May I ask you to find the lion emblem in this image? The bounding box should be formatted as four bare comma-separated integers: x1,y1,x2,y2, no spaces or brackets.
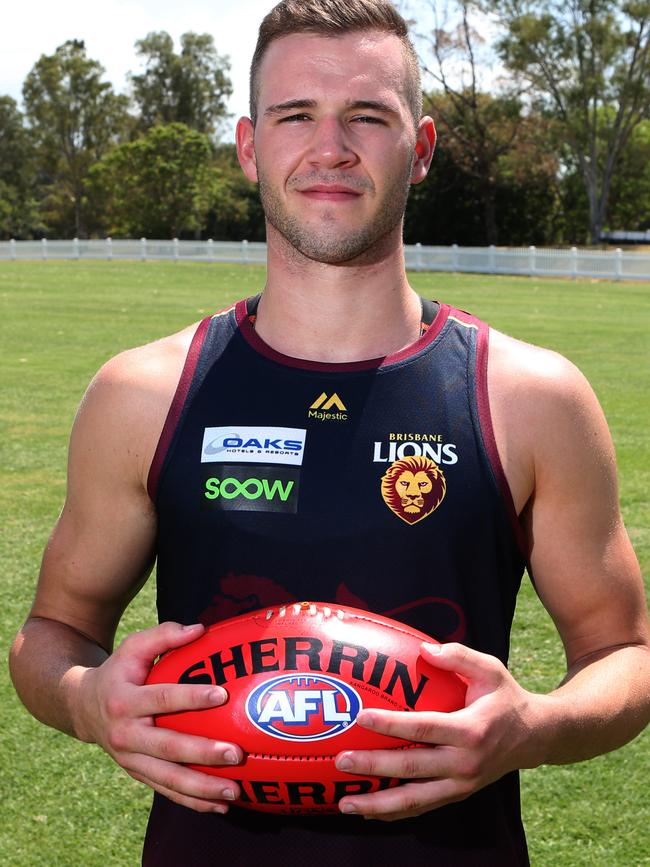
381,455,446,525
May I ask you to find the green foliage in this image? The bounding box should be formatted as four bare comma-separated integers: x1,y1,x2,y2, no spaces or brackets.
407,95,563,245
607,118,650,230
90,123,216,238
205,144,266,241
91,134,265,242
490,0,650,241
22,40,130,238
0,97,40,239
130,32,232,138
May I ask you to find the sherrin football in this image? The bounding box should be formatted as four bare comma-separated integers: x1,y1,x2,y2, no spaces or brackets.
146,602,467,814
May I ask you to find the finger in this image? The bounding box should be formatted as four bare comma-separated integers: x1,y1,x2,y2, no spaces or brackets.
116,621,206,667
127,682,228,717
420,641,502,686
115,723,244,767
355,707,468,747
336,745,456,780
129,769,234,815
126,753,241,805
339,778,459,819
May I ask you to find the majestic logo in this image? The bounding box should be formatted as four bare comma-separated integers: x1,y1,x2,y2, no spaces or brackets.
246,674,361,742
203,465,300,514
310,392,346,412
201,426,306,466
308,393,348,422
381,455,446,525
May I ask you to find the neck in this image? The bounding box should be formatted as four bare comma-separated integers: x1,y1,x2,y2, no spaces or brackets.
254,224,422,363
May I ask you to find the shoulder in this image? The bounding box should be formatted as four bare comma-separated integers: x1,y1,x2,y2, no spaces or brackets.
486,328,614,514
90,322,199,397
71,322,202,490
488,326,584,386
488,327,608,431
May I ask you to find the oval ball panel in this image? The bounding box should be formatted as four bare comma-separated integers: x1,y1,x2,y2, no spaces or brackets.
146,602,467,814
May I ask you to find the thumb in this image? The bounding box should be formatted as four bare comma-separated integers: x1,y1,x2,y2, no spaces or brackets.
420,641,503,686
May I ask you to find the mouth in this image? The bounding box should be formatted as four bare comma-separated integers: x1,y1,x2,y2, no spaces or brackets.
298,185,363,202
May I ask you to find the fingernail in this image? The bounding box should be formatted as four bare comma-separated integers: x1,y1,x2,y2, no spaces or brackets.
223,749,239,764
212,804,228,814
182,623,203,631
209,687,227,703
340,802,357,814
222,788,236,801
336,756,353,771
358,711,375,729
423,641,442,654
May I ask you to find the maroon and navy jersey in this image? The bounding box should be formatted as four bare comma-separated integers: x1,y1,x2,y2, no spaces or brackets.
143,297,529,866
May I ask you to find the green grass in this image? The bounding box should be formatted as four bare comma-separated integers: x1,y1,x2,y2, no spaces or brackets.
1,261,648,866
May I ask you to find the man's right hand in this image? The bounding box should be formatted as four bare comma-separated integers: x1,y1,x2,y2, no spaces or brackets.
74,621,243,813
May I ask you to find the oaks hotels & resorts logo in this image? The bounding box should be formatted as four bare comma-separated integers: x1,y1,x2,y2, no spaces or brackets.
308,392,348,422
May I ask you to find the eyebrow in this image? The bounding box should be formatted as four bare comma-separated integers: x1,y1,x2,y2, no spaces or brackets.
264,98,400,117
264,99,317,117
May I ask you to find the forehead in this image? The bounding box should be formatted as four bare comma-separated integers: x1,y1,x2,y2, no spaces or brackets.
257,30,410,112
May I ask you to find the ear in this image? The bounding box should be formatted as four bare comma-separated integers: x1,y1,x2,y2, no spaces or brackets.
410,116,436,184
236,117,258,183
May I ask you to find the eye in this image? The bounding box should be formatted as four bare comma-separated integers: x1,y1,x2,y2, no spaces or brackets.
351,115,384,125
278,113,311,124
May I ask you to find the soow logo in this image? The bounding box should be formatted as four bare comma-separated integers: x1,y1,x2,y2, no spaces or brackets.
202,465,300,514
246,675,362,742
205,478,294,501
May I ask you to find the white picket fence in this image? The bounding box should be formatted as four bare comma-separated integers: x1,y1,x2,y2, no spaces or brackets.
1,238,650,281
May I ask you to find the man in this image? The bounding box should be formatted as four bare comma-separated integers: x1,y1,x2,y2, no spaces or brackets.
10,1,650,865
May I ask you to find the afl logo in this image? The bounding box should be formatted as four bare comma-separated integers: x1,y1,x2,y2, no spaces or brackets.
246,674,362,742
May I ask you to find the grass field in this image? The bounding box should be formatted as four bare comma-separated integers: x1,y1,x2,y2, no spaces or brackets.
1,261,648,866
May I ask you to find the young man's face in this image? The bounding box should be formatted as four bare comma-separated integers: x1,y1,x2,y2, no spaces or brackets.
237,30,434,265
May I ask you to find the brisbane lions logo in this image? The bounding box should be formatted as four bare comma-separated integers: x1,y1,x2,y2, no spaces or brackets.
381,455,446,525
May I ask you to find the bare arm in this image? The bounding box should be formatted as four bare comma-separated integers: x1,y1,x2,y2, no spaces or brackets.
334,332,650,819
499,337,650,762
10,337,243,812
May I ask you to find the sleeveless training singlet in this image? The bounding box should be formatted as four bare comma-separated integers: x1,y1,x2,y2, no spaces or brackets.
142,297,529,866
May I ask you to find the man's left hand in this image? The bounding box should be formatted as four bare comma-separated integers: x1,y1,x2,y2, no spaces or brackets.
335,641,542,821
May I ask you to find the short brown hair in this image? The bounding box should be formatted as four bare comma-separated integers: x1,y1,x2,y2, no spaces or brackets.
249,0,422,127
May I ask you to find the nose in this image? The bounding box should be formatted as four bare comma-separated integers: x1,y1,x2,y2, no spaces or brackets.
306,115,358,170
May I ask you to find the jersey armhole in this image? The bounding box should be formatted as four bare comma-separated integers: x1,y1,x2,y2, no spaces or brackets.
475,323,529,559
146,316,212,503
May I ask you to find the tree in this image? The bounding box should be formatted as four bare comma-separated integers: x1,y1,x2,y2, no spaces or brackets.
418,0,536,243
0,96,40,238
91,123,218,238
489,0,650,243
404,107,562,246
607,118,650,230
22,40,130,237
204,145,266,241
130,32,232,137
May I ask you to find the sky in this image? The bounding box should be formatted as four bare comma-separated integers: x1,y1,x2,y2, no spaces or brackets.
0,0,275,142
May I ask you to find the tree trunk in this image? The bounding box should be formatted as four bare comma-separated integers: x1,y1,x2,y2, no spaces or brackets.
484,185,499,246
